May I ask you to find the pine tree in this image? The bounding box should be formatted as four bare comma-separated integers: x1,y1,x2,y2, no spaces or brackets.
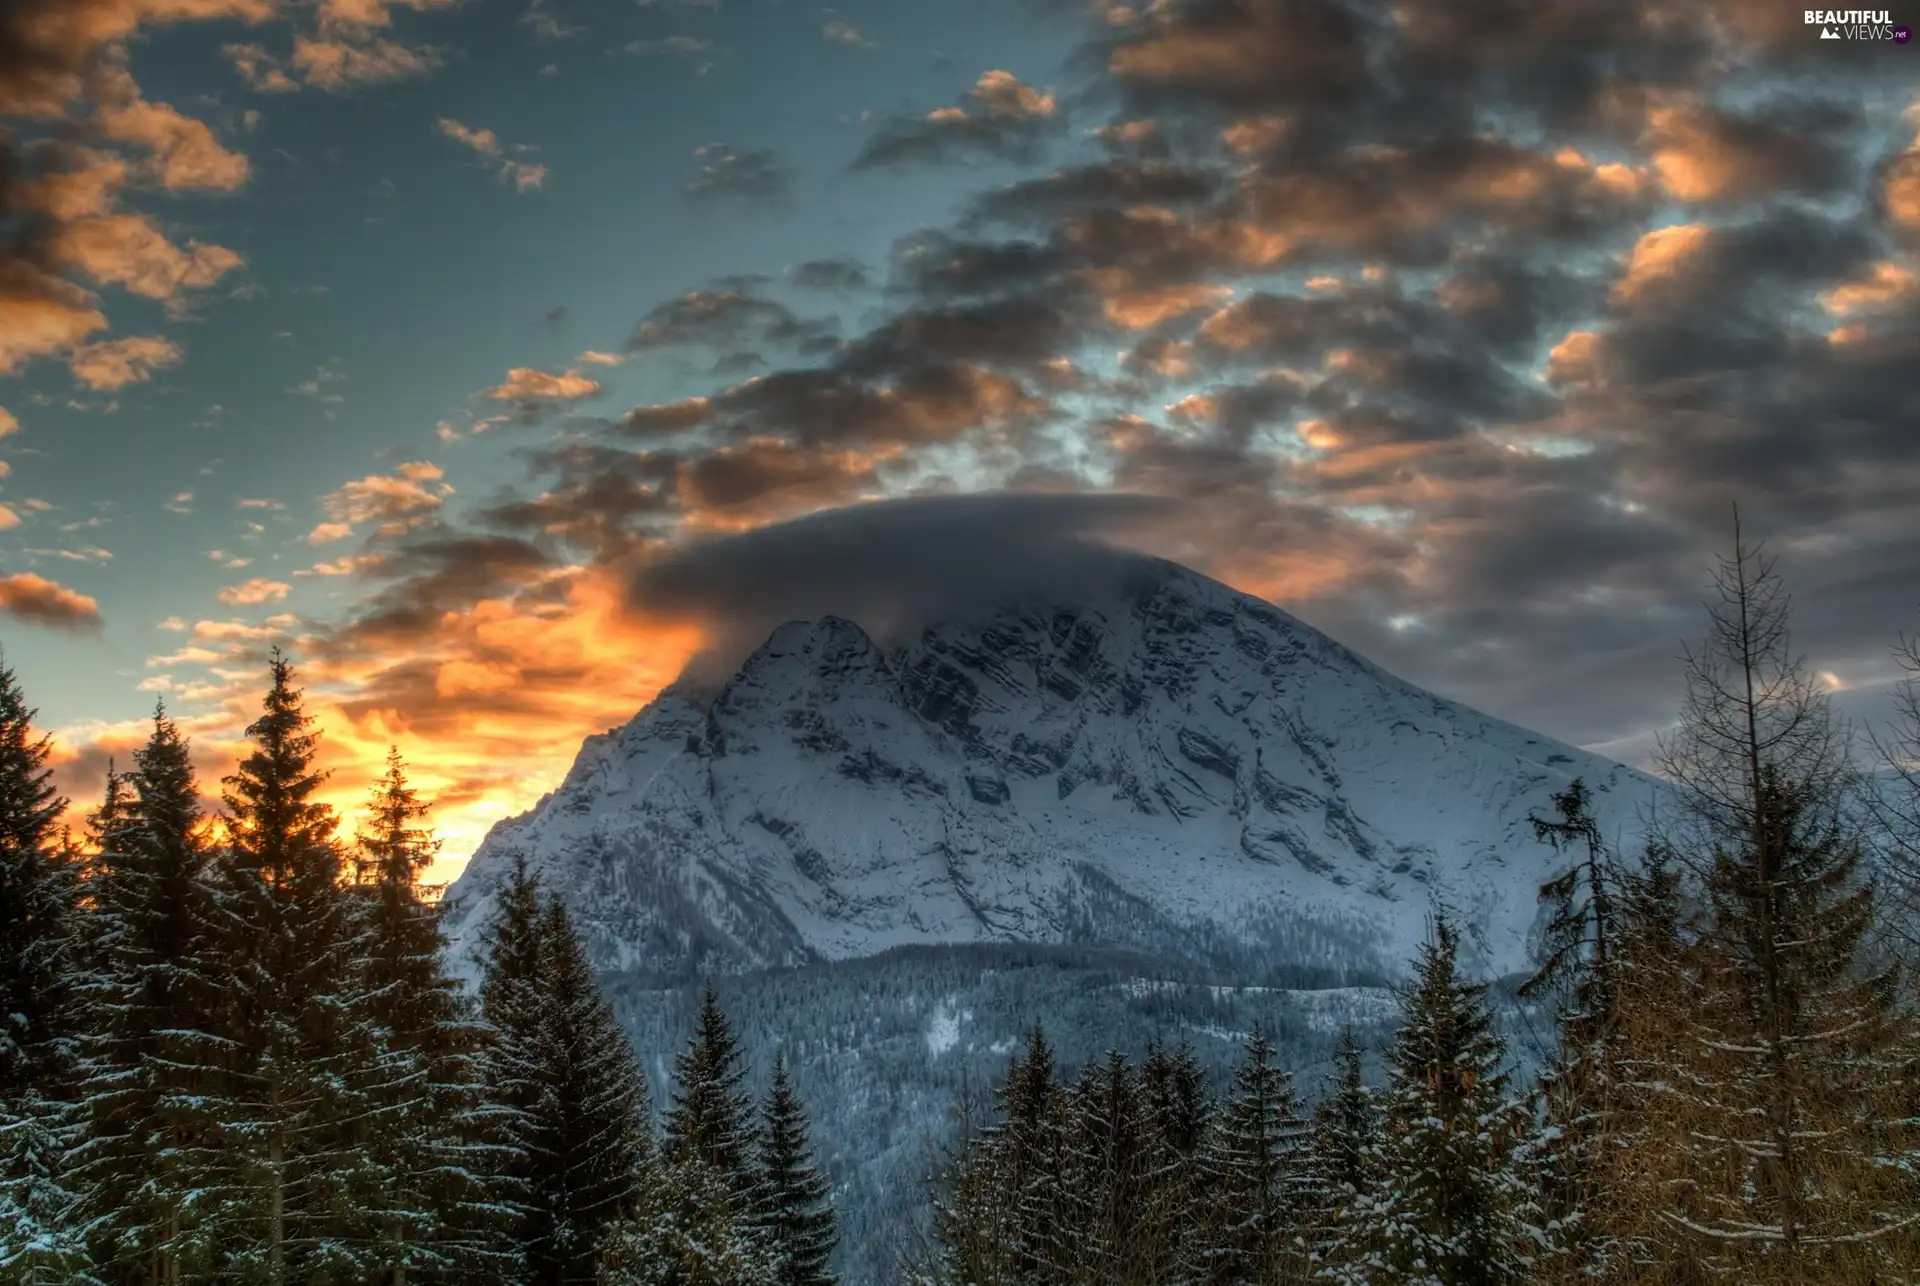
663,989,756,1191
0,666,86,1283
915,1028,1073,1286
68,709,228,1285
1054,1051,1150,1285
0,662,80,1101
1867,624,1920,947
988,1027,1071,1286
1575,840,1708,1286
350,749,508,1283
521,898,653,1285
1136,1040,1211,1283
209,651,372,1282
1193,1032,1313,1286
0,1089,91,1284
752,1054,837,1286
915,1071,1020,1286
1641,515,1919,1281
1308,1028,1377,1280
477,854,546,1276
598,1153,778,1286
1517,778,1626,1278
1333,919,1537,1286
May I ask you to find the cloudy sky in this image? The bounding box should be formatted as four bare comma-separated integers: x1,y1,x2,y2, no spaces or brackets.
2,0,1917,882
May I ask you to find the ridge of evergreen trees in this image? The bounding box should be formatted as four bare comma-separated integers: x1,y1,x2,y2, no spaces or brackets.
600,992,821,1286
0,658,848,1285
914,1030,1330,1286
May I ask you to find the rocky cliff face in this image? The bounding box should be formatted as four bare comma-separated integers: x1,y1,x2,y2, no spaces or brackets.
439,555,1658,984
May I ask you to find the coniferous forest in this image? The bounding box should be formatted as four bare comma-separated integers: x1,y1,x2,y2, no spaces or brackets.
3,531,1918,1285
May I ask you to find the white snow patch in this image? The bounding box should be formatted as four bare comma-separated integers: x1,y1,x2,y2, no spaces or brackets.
925,1001,961,1057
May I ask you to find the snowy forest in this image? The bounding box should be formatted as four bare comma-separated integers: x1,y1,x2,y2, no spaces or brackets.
4,527,1920,1286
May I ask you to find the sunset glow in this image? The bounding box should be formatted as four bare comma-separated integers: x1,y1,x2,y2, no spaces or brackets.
2,0,1916,893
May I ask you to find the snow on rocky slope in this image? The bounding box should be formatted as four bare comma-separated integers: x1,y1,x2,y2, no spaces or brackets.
440,555,1660,985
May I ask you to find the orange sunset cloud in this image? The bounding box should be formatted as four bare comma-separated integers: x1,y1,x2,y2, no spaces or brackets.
50,564,709,886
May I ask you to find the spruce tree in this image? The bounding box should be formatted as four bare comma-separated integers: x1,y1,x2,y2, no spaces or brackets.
1193,1032,1312,1286
916,1072,1020,1286
477,855,547,1273
1333,919,1537,1286
1517,778,1626,1278
917,1028,1072,1286
753,1054,837,1286
1136,1040,1210,1283
1581,840,1707,1286
1868,624,1920,945
1308,1027,1377,1279
998,1027,1074,1285
0,663,79,1101
522,898,653,1285
350,750,507,1283
663,989,755,1190
598,1152,777,1286
210,651,372,1282
0,1088,91,1284
68,709,228,1284
0,665,86,1283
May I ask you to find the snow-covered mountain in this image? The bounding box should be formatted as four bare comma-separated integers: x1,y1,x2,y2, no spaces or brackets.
440,554,1659,986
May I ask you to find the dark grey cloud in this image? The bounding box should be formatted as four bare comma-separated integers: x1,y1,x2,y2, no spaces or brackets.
627,286,836,354
618,359,1052,451
788,257,871,292
684,144,798,212
622,491,1177,674
1096,0,1374,117
1640,97,1860,205
481,443,680,561
1230,137,1657,267
311,529,557,653
838,296,1091,377
966,160,1219,226
1436,253,1600,357
888,231,1063,301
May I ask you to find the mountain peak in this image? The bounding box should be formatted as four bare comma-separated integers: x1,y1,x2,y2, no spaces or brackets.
441,553,1662,983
